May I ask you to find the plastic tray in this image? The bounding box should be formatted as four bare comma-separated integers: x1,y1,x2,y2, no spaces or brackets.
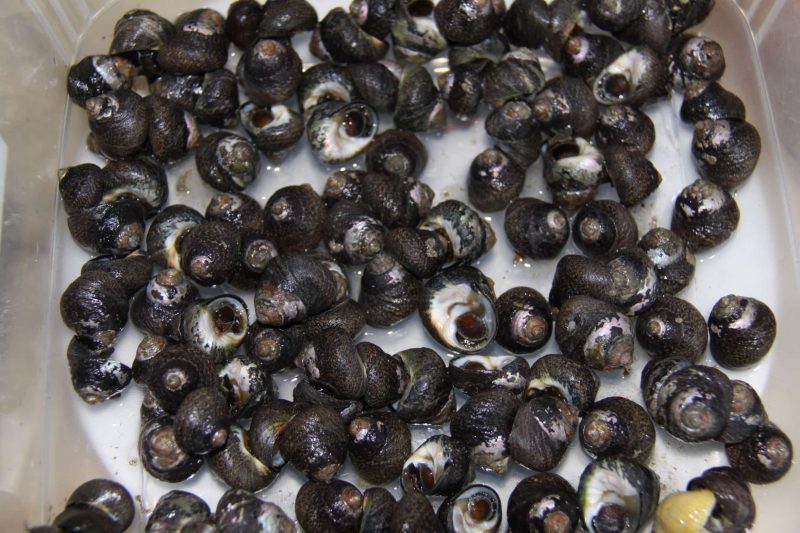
1,0,798,530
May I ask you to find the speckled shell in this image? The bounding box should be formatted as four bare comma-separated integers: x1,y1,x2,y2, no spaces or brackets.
360,487,396,533
304,299,367,339
495,287,552,354
174,386,231,455
726,423,793,484
686,467,756,530
194,69,240,128
249,399,305,470
146,95,200,163
296,479,364,533
60,271,129,349
58,163,106,216
450,388,522,474
507,473,580,533
531,76,598,138
636,295,708,362
485,100,542,168
548,254,614,309
391,491,444,533
393,64,446,132
130,269,199,339
323,170,365,206
208,424,278,491
394,347,456,424
347,62,400,112
178,220,241,286
348,411,411,484
139,416,204,483
356,342,410,409
525,353,600,414
205,192,264,234
81,250,152,298
596,104,656,153
717,380,767,444
708,294,777,368
508,395,579,471
616,0,672,55
240,101,305,161
157,9,229,74
603,146,662,207
255,252,340,326
366,129,428,179
145,204,205,270
680,81,746,123
293,380,363,422
504,197,570,260
542,136,605,212
258,0,319,38
383,227,451,278
264,184,326,253
448,354,529,397
562,33,624,82
691,119,761,189
579,396,655,462
361,173,434,229
481,49,545,108
467,148,526,212
86,89,149,159
440,65,483,120
573,200,639,259
360,252,423,328
317,8,389,64
195,132,260,192
671,178,740,252
66,55,136,107
238,39,303,106
419,267,498,354
66,336,132,404
245,323,305,373
418,199,496,265
279,405,348,480
143,343,217,414
554,296,635,371
401,434,472,496
298,328,367,399
101,157,169,218
637,227,696,295
434,0,505,45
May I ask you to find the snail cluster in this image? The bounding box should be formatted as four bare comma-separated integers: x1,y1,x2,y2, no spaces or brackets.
51,0,794,531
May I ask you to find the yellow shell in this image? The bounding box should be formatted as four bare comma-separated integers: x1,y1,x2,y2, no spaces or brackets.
654,489,716,533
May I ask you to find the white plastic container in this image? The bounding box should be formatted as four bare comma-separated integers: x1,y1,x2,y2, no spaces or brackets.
0,0,798,530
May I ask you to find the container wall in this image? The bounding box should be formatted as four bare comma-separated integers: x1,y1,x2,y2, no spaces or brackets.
0,0,799,529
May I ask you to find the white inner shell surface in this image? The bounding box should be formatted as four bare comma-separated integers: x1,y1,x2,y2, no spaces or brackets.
50,0,800,530
426,283,498,351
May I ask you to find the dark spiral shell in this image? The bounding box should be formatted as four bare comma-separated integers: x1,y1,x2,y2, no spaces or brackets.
525,353,600,414
708,294,777,368
360,252,423,328
258,0,319,39
637,227,696,295
139,416,203,483
686,467,756,531
508,394,579,472
636,295,708,362
81,250,152,298
86,89,149,159
573,199,639,259
157,9,228,74
603,146,662,207
671,178,740,252
680,81,746,123
296,479,363,533
596,104,656,153
196,131,260,192
691,119,761,189
507,473,580,533
504,198,570,260
279,405,348,481
264,184,326,253
495,287,552,354
579,396,655,462
238,39,303,107
348,411,411,484
467,148,526,212
179,220,241,286
395,347,456,424
726,423,793,484
316,7,389,64
60,271,129,350
366,129,427,180
208,424,278,491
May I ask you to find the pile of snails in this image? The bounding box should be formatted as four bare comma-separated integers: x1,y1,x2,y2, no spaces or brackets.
54,0,794,531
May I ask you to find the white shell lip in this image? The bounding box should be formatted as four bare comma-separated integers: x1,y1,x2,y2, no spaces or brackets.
424,282,497,353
